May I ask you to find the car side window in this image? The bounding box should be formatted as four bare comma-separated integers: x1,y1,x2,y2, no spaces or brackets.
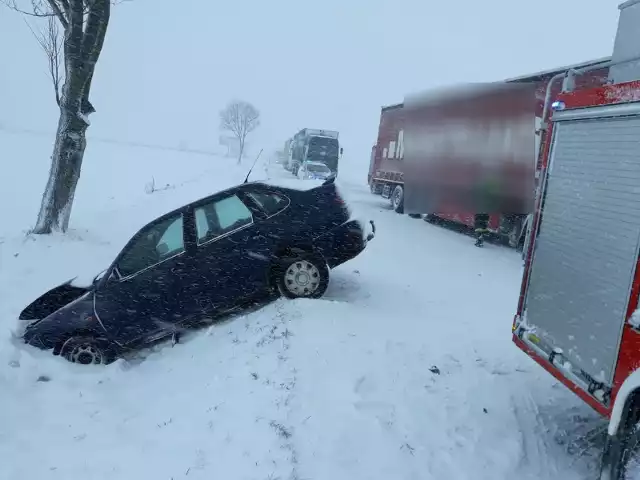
117,213,185,278
195,194,253,244
247,191,289,216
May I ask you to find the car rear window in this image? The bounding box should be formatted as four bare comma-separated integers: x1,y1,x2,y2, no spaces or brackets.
247,191,289,216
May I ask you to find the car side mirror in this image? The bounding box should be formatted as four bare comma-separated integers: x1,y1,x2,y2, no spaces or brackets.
340,147,344,155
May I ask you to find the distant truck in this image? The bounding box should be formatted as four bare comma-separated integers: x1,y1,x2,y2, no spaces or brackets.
368,59,610,248
282,138,294,171
288,128,342,176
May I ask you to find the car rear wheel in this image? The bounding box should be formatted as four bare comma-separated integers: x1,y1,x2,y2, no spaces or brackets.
60,336,109,365
276,254,329,299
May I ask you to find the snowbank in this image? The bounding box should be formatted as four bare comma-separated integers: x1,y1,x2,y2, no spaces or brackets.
0,158,612,479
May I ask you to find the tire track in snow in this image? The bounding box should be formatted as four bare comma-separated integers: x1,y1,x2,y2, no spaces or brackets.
255,299,302,480
512,391,560,478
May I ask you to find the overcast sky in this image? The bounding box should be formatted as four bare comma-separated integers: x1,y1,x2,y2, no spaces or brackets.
0,0,622,172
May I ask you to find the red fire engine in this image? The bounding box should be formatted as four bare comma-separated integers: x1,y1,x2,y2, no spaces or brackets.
514,1,640,477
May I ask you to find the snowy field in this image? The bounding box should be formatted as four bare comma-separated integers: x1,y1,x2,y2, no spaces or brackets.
0,135,612,479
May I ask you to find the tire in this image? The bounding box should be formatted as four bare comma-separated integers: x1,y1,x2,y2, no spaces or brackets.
408,213,421,219
600,425,640,480
600,395,640,479
275,252,329,299
507,221,523,249
60,336,111,365
391,185,404,214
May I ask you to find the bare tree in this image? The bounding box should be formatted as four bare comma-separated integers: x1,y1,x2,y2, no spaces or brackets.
2,0,115,234
220,100,260,164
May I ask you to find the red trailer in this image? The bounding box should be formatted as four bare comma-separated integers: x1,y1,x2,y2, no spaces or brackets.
369,60,609,248
514,2,640,477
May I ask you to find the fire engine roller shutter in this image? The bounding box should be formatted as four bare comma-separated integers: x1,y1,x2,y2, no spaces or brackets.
525,110,640,387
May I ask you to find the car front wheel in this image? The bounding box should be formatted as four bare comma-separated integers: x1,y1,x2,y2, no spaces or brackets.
60,336,110,365
276,254,329,299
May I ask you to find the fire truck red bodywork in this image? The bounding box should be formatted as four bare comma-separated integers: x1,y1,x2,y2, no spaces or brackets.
514,79,640,419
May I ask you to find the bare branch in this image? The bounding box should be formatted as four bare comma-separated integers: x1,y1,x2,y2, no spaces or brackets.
0,0,56,19
25,16,63,105
220,101,260,139
45,0,68,28
2,0,122,27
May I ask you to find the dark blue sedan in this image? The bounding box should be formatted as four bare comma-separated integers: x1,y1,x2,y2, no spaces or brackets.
20,178,375,364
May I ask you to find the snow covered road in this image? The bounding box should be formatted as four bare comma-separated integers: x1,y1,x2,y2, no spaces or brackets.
0,158,608,480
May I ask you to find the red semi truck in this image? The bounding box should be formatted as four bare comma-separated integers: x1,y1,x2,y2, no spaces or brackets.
368,59,609,248
515,2,640,477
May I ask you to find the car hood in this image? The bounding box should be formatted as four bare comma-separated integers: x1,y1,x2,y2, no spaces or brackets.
22,289,98,350
308,172,330,179
19,277,94,321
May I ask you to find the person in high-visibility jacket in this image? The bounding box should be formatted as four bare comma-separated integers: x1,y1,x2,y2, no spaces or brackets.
472,173,502,247
474,213,490,247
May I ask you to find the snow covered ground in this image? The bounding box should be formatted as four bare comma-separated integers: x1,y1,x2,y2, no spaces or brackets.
0,139,611,479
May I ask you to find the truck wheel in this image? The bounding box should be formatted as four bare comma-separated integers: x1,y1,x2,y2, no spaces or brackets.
600,393,640,479
391,185,404,214
507,223,523,249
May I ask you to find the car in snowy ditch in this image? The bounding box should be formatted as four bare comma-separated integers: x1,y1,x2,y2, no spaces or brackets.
19,177,375,365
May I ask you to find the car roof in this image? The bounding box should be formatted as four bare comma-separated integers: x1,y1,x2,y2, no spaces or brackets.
149,183,282,222
143,178,324,231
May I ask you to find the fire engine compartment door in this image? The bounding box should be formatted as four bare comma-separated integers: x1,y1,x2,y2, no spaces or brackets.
524,111,640,387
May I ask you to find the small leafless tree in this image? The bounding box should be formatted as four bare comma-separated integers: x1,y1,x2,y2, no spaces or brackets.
220,100,260,164
2,0,116,234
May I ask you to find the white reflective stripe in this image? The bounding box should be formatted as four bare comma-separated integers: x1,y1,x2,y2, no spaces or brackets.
552,102,640,122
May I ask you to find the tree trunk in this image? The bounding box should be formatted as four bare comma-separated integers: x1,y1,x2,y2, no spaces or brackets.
29,0,110,235
33,105,89,234
237,138,245,164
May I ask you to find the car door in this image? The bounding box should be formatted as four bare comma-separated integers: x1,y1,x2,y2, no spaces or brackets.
186,192,272,314
239,187,293,280
94,210,193,346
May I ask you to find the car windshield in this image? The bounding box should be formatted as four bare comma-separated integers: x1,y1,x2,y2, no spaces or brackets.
306,163,330,173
